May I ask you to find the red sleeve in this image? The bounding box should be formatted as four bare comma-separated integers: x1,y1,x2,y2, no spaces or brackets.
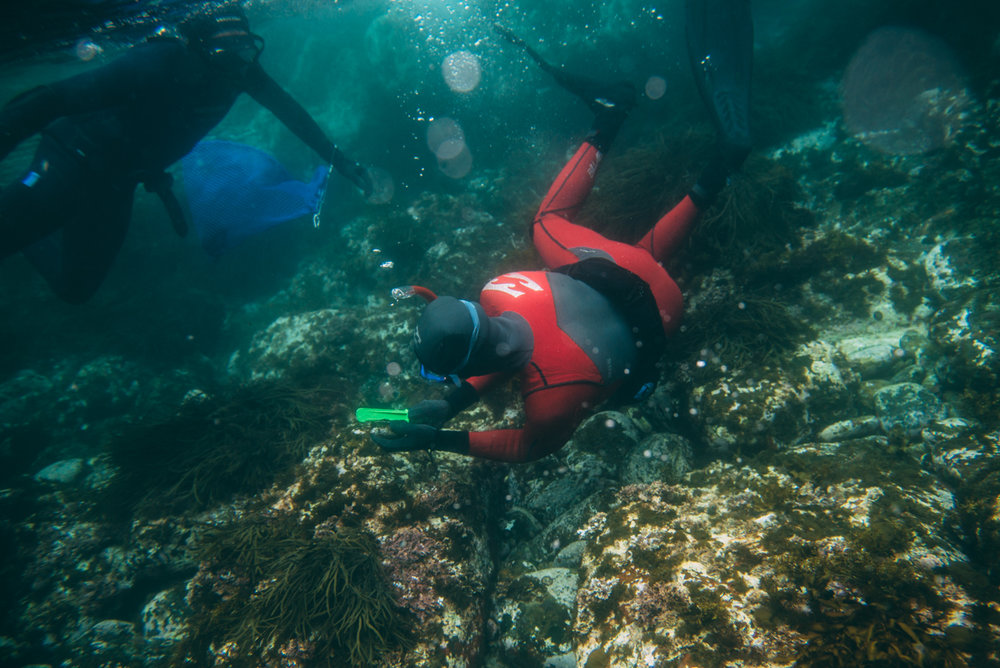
467,383,601,462
466,371,511,395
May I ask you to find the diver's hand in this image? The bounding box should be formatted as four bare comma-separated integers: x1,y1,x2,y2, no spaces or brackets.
332,150,374,198
372,422,437,452
407,399,451,427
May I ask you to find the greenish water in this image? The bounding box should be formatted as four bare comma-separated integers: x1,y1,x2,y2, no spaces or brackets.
1,0,998,665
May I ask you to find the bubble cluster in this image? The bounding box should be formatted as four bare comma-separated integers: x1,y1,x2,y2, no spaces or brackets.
442,50,482,93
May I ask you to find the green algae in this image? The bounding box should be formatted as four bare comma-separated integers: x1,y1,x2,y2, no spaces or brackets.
886,261,931,316
760,546,969,667
102,382,339,520
578,131,711,246
678,583,743,654
179,512,409,667
949,459,1000,588
671,295,815,368
745,230,885,293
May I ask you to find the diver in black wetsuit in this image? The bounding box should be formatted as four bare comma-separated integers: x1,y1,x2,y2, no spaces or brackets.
0,5,373,303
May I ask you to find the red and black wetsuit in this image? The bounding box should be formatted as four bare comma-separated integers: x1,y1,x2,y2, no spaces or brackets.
461,140,702,462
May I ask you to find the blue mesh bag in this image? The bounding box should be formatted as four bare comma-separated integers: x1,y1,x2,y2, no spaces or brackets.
181,140,331,256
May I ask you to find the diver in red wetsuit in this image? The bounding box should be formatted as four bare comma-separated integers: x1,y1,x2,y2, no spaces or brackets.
374,0,753,462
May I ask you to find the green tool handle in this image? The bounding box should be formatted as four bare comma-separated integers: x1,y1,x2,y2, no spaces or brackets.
355,407,410,423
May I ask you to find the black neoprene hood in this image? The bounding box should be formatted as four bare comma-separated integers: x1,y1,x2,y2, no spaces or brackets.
413,296,484,375
179,6,251,43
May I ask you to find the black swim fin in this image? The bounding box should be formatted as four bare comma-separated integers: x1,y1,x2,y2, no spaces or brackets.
493,23,635,116
685,0,753,163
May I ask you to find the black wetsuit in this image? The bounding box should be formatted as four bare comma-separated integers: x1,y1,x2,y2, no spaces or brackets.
0,38,345,302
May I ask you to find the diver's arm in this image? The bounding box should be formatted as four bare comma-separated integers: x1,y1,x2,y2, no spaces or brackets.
465,383,594,461
404,381,480,428
0,86,60,160
243,65,336,160
244,65,372,195
409,382,593,462
0,41,183,161
443,380,481,417
405,373,502,428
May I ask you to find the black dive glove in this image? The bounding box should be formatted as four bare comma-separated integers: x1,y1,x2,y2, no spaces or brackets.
332,149,374,198
372,423,470,454
409,382,479,427
373,422,438,451
371,397,459,450
372,384,478,453
407,399,451,427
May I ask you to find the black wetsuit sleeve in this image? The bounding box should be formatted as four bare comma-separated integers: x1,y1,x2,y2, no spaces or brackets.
0,43,176,161
242,64,338,162
445,381,480,418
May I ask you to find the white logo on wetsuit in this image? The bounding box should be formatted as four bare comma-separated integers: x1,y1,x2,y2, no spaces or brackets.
483,272,545,298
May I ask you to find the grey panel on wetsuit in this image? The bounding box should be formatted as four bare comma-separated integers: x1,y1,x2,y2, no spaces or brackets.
548,271,637,383
569,246,614,262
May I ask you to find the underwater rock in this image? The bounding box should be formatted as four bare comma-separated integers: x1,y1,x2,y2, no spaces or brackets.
337,190,523,303
817,415,882,442
688,338,859,454
141,587,189,641
621,432,694,485
874,381,946,434
232,308,349,381
34,457,84,484
929,298,999,398
690,373,805,454
923,237,980,302
921,416,978,447
835,331,911,379
13,511,196,666
60,354,143,421
0,368,53,428
229,305,422,398
240,429,498,667
929,429,1000,587
498,412,640,566
490,567,579,666
929,429,1000,483
554,540,588,569
572,439,991,665
80,619,140,665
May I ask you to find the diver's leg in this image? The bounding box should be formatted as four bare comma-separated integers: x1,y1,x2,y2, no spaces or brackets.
636,195,701,263
686,0,753,159
0,141,78,259
495,23,636,134
632,0,755,261
532,141,633,269
684,0,754,206
26,180,134,304
530,80,637,254
533,142,602,229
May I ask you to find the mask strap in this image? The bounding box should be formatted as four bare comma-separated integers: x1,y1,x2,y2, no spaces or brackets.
455,300,481,373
